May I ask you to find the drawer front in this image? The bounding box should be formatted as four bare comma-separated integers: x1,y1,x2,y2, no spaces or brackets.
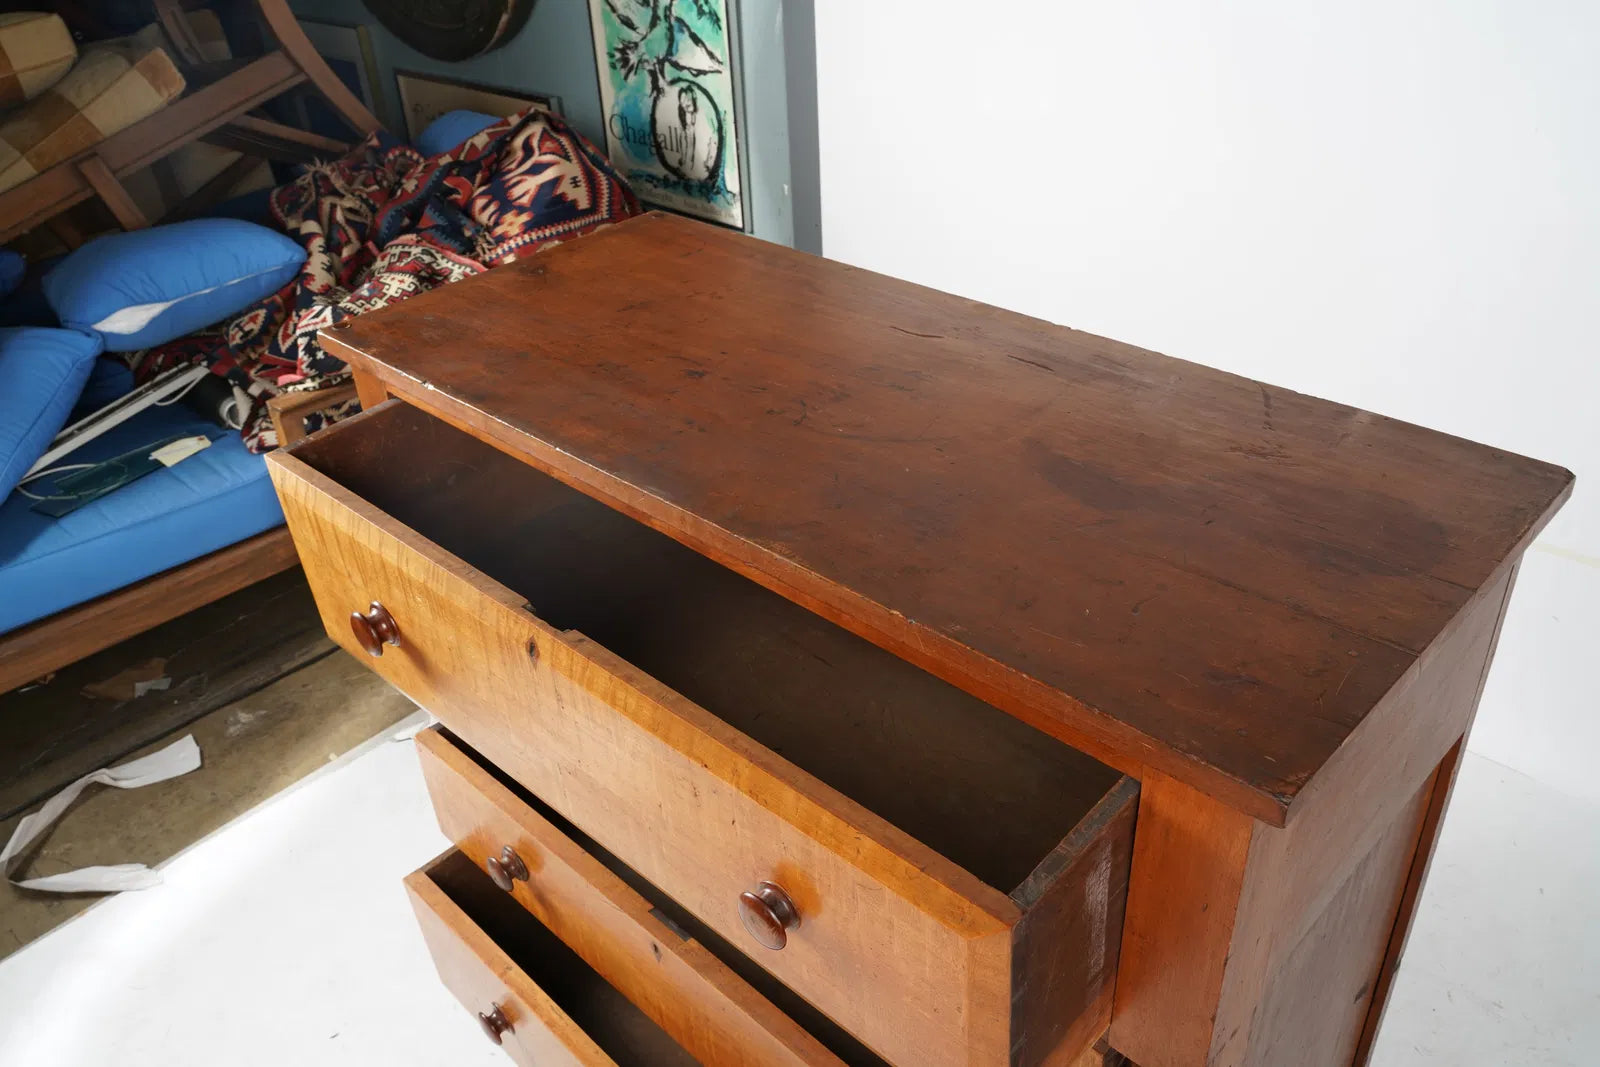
414,725,845,1067
271,446,1020,1065
406,859,617,1067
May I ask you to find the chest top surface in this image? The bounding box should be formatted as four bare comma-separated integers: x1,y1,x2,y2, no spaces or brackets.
323,212,1571,824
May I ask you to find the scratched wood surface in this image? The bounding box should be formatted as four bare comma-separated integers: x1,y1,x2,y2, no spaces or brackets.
322,211,1573,823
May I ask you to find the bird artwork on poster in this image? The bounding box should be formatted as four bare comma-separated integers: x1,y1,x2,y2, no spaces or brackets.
587,0,745,229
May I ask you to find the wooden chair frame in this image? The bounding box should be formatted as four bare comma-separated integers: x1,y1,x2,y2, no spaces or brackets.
0,0,381,242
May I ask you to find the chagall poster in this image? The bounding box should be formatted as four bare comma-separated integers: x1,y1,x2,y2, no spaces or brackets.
587,0,745,229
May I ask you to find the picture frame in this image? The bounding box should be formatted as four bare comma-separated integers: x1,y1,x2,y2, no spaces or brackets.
393,70,561,143
297,19,386,137
586,0,746,230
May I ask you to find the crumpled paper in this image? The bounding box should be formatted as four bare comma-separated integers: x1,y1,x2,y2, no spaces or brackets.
1,735,201,893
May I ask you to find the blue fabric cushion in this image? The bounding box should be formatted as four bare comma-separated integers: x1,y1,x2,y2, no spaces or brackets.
0,402,283,634
0,326,104,499
417,110,501,156
43,219,307,351
0,250,24,298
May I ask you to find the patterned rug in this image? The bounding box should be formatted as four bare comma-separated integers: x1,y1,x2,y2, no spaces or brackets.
129,108,640,451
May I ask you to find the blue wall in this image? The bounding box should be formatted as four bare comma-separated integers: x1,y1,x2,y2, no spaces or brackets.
286,0,808,246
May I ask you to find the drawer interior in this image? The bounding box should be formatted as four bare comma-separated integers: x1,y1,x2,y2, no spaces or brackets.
298,401,1125,895
424,849,699,1065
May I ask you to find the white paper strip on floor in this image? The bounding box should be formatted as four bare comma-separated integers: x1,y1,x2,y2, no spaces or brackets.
1,734,201,893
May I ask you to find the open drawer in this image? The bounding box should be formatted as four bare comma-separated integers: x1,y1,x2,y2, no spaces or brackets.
408,849,704,1065
269,400,1139,1067
415,724,871,1066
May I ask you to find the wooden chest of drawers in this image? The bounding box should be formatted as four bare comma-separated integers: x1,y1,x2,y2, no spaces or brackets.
266,213,1571,1067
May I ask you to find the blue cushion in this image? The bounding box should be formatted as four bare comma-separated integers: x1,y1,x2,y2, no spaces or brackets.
0,402,283,634
0,326,104,499
417,110,501,157
0,250,24,298
43,219,307,351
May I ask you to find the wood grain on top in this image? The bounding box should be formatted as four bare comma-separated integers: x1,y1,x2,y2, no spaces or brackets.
322,212,1571,824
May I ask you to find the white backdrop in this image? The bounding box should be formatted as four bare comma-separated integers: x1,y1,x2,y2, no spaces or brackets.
814,0,1598,800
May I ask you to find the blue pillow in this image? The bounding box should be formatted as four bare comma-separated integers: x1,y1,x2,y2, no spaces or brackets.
0,250,24,298
43,219,306,351
417,110,501,156
0,327,105,499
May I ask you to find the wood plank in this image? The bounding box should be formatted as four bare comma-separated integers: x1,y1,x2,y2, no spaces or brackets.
204,114,349,163
416,728,847,1067
228,113,349,153
322,212,1573,823
0,527,298,695
0,568,330,820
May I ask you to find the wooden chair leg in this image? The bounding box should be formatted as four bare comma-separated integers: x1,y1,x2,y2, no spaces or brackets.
256,0,381,138
153,0,207,66
77,156,149,230
46,213,87,250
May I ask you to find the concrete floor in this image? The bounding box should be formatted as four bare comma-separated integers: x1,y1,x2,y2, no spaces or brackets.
0,726,1592,1064
0,652,416,956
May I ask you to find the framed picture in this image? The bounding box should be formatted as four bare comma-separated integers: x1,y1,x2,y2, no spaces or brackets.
394,71,560,143
297,19,385,137
586,0,745,229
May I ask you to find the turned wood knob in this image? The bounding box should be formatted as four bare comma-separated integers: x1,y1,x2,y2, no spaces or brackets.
484,845,529,892
477,1004,512,1044
738,881,800,950
349,601,400,657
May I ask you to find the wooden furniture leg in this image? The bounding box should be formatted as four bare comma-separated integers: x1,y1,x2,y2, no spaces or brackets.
350,365,390,409
267,383,360,447
76,156,149,230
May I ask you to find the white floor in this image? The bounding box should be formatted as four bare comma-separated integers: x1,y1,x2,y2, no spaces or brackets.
0,721,1594,1065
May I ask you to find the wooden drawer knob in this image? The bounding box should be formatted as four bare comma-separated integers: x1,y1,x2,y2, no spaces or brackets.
349,601,401,657
478,1004,512,1044
484,845,529,892
738,881,800,950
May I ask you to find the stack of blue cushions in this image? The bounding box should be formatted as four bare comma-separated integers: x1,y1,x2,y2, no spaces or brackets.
0,108,495,633
0,219,306,634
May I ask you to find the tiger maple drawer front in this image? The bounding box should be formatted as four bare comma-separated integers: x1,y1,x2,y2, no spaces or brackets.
407,850,702,1066
414,725,851,1067
269,400,1140,1067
